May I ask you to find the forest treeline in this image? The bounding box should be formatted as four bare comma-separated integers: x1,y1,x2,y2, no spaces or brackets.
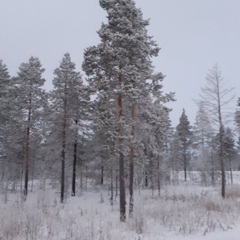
0,0,240,222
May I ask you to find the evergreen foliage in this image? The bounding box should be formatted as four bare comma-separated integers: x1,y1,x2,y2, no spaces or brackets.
83,0,174,221
176,109,192,181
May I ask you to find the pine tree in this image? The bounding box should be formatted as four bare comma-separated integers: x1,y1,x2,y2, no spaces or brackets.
192,101,214,185
138,99,172,194
68,67,90,197
0,60,10,127
50,53,88,202
176,109,192,181
0,59,10,156
169,131,182,184
0,60,11,192
15,57,46,197
82,0,174,220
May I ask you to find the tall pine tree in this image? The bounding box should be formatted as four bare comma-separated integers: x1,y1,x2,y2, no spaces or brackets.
50,53,89,202
15,57,46,197
82,0,173,221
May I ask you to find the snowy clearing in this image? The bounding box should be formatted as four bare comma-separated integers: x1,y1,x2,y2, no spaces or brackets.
1,174,240,240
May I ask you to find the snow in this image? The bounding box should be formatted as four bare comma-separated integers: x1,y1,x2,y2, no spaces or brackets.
1,173,240,239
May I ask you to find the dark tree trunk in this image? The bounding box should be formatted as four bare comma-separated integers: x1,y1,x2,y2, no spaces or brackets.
72,137,77,196
129,102,135,217
119,151,126,221
101,166,104,185
183,153,187,181
145,171,148,188
211,151,215,186
110,168,113,206
118,72,126,222
220,125,225,198
60,97,67,203
61,137,66,203
24,101,31,197
72,119,78,197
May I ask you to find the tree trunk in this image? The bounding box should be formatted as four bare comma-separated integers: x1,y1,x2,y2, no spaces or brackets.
60,97,67,203
72,120,78,197
24,90,32,198
101,166,104,185
110,167,113,206
145,170,148,188
183,152,187,181
220,125,225,198
119,152,126,221
118,72,126,222
71,139,77,196
24,115,31,197
129,102,135,217
229,158,233,185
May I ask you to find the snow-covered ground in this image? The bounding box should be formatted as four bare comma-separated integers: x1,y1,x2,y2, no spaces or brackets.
1,172,240,239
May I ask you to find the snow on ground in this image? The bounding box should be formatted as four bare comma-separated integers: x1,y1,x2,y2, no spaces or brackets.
1,172,240,239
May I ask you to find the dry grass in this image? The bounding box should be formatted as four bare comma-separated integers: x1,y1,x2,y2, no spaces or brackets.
1,184,240,239
225,185,240,199
140,185,240,236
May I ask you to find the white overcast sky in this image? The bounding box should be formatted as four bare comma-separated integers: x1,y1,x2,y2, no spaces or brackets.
1,0,240,127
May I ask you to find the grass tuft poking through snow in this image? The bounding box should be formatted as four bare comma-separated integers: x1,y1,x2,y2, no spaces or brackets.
1,184,240,239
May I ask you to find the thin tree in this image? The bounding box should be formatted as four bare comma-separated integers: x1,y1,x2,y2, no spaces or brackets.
176,109,192,181
69,73,89,197
199,64,235,198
